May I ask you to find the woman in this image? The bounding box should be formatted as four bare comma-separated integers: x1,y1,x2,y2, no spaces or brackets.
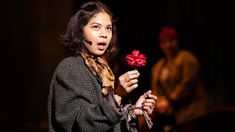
48,1,157,132
150,27,210,132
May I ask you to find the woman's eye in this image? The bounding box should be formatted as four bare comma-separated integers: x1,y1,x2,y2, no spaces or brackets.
107,27,112,31
92,26,99,30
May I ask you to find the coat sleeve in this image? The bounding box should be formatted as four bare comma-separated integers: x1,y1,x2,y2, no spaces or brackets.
169,52,200,102
151,59,165,98
48,57,120,132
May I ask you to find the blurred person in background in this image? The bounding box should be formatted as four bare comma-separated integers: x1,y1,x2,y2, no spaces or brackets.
149,27,210,132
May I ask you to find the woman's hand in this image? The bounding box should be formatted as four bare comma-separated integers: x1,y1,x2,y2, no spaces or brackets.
115,70,140,97
134,90,158,116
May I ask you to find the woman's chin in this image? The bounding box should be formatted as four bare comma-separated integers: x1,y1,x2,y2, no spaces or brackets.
92,50,106,56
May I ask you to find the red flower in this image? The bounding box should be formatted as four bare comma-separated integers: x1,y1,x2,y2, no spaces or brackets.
125,50,147,67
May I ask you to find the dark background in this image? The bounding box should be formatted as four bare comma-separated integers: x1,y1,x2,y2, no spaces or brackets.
1,0,234,131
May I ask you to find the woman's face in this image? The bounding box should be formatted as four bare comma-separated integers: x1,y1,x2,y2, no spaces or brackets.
160,37,178,56
83,12,112,56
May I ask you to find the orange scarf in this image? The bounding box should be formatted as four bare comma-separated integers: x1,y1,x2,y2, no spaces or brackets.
80,50,115,96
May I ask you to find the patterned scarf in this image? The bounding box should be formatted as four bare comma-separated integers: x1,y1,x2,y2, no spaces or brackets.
80,50,115,96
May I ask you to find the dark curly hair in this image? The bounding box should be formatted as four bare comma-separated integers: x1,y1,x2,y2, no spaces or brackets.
62,1,119,60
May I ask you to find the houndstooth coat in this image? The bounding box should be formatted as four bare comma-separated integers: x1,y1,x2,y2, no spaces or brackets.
48,55,137,132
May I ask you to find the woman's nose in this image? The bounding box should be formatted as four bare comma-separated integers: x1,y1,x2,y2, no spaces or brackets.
99,29,108,38
100,34,107,38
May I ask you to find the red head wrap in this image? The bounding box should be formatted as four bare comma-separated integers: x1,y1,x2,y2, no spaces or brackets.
158,27,177,41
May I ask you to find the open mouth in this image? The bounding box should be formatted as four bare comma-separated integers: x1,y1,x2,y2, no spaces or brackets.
97,42,107,50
